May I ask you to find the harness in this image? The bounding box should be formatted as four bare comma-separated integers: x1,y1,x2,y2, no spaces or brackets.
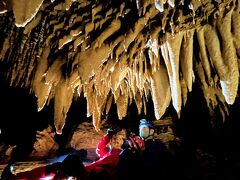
128,134,145,153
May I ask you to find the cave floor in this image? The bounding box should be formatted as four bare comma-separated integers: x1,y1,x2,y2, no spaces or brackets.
0,148,98,177
1,122,240,179
1,148,240,180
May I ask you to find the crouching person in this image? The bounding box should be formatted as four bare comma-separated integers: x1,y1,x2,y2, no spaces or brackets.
89,127,145,180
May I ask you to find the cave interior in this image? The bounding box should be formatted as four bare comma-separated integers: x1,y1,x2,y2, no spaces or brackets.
0,0,240,179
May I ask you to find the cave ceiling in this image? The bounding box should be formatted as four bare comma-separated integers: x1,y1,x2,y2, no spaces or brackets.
0,0,239,134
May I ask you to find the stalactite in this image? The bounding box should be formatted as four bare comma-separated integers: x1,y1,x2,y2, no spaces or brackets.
33,46,51,111
129,34,144,60
105,94,113,115
69,68,80,90
12,0,44,27
154,0,165,12
196,27,213,86
45,58,65,86
75,43,112,83
135,90,143,115
216,8,239,105
232,0,240,57
92,19,121,49
0,0,239,134
54,78,74,135
110,54,129,91
168,0,175,8
150,61,171,119
161,32,183,113
84,82,94,117
113,85,121,104
92,92,101,132
23,12,42,35
114,4,158,59
147,39,160,73
180,76,188,106
142,94,147,115
195,61,215,108
116,82,129,120
180,29,194,92
58,27,82,49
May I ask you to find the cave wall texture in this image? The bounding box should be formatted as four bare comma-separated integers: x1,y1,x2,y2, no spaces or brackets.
0,0,240,152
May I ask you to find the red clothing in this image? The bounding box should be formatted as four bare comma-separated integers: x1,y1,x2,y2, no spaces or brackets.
95,134,121,159
89,134,121,173
10,135,121,180
9,165,55,180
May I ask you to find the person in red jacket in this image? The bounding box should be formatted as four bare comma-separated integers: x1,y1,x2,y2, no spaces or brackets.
88,127,145,179
54,127,145,180
84,127,123,179
1,128,145,180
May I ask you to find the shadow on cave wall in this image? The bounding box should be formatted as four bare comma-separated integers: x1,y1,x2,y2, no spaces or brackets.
0,75,53,161
175,82,240,164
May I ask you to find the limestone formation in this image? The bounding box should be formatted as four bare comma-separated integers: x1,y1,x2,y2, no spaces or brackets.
0,0,239,133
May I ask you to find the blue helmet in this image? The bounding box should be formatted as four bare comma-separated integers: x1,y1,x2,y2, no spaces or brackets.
139,119,154,129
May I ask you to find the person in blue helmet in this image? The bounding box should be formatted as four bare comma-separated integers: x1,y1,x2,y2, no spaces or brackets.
138,119,173,180
139,119,155,140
